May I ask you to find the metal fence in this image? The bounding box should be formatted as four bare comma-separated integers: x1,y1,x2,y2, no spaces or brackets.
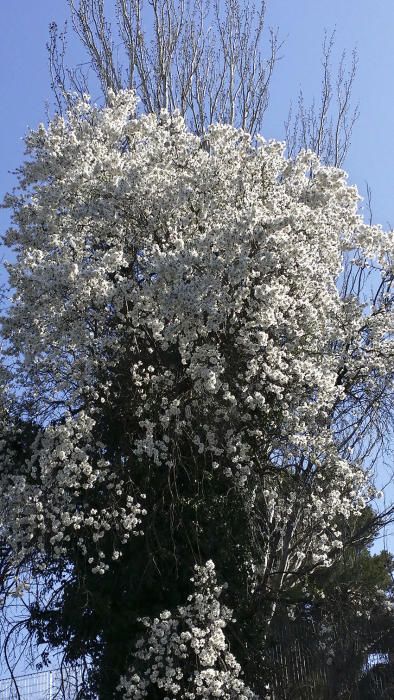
1,635,394,700
0,668,83,700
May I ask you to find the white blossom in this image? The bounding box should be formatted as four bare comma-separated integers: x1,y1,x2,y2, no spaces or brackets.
1,90,394,695
118,561,256,699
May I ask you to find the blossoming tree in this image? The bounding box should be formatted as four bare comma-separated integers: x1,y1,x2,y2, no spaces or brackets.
1,86,394,696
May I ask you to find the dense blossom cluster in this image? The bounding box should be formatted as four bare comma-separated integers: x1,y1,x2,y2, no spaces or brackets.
1,90,394,696
119,561,256,699
0,409,146,572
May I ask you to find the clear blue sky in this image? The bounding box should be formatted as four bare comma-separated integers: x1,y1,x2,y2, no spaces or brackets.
1,2,394,532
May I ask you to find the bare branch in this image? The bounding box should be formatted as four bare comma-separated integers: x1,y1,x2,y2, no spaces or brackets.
285,31,359,166
47,0,281,137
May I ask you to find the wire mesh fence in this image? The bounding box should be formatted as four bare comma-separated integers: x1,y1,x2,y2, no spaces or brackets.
1,656,393,700
0,668,84,700
1,624,394,700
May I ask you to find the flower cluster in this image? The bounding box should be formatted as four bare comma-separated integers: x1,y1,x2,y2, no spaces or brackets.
0,410,146,572
119,561,256,699
1,90,394,602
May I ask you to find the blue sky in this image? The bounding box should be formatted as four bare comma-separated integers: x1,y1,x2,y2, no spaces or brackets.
1,1,394,545
263,0,394,228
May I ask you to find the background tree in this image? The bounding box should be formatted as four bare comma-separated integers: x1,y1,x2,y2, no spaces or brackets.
48,0,279,136
271,508,394,697
48,0,358,165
